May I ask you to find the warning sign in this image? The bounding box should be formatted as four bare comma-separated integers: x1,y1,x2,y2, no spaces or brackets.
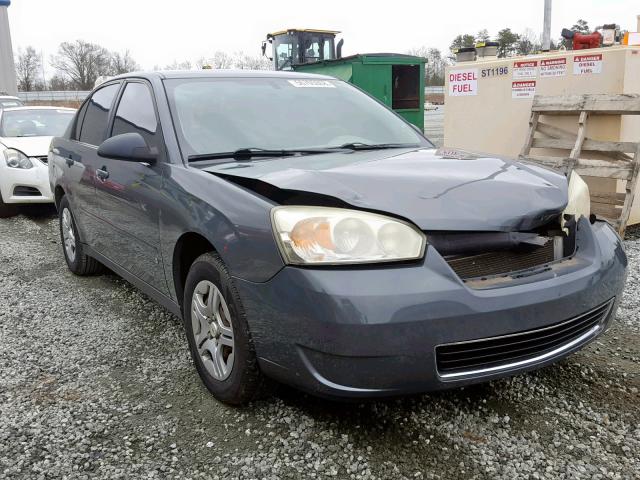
574,54,603,75
512,81,536,99
513,60,538,79
448,68,478,96
540,58,567,77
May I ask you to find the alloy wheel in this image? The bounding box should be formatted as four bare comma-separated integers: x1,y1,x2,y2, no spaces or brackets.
61,208,76,263
191,280,235,380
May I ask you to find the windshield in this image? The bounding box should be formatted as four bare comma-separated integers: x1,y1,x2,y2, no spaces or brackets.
165,77,431,158
0,109,75,137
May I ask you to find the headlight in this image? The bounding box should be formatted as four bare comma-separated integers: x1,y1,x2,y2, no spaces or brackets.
4,149,33,169
271,206,426,265
562,171,590,229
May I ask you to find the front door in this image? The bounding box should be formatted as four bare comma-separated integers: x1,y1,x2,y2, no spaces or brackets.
93,81,168,293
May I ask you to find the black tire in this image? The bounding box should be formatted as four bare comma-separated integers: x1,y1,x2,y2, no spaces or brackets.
0,191,18,218
58,196,102,275
183,252,264,405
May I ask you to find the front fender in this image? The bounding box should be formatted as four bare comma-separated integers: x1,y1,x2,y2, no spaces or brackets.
160,165,285,300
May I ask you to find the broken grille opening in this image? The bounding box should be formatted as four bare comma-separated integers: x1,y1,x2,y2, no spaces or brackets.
445,241,557,280
428,218,575,283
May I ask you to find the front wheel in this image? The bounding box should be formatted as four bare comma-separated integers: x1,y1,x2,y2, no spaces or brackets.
58,196,102,275
183,253,264,405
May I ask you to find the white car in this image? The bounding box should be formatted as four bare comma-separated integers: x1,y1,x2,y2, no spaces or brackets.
0,106,75,217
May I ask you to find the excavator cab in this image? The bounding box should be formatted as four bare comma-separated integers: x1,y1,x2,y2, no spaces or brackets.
262,29,343,70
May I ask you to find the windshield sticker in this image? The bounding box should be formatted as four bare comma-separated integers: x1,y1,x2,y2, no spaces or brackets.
288,80,336,88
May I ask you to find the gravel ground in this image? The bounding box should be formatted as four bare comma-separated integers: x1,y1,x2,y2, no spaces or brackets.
1,208,639,480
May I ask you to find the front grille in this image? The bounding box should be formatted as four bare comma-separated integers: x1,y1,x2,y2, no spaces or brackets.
445,241,556,280
35,156,48,164
13,186,41,197
436,299,614,377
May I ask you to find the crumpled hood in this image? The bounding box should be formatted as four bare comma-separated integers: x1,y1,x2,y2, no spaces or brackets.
203,148,568,231
0,136,53,157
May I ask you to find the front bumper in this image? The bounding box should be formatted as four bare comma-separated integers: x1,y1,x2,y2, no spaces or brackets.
235,219,627,398
0,159,53,204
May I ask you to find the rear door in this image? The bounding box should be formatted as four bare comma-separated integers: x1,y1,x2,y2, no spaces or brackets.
92,80,168,293
64,82,121,245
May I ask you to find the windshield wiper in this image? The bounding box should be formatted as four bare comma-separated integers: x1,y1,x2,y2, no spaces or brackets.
188,147,338,163
333,142,420,151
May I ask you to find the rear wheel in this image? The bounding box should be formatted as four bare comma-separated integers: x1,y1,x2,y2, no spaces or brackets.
58,196,102,275
0,191,18,218
183,253,264,405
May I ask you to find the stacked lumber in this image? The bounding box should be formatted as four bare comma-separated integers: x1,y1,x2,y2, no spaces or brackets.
520,94,640,235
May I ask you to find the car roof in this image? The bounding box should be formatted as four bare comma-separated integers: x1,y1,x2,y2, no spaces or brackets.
108,69,335,81
0,95,21,100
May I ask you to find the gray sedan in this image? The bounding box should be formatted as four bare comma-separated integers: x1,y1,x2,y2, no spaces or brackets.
48,71,627,405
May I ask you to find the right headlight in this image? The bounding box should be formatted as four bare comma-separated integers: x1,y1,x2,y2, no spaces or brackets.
562,171,590,230
271,206,426,265
4,148,33,169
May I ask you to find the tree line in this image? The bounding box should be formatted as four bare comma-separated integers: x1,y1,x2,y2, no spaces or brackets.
15,42,140,91
15,40,271,92
407,19,590,86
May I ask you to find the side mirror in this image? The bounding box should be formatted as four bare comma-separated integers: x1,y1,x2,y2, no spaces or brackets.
97,133,157,163
262,38,273,61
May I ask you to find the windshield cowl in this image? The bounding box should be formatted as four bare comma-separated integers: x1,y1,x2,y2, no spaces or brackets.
188,144,422,163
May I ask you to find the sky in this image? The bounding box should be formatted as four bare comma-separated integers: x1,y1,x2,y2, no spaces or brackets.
6,0,640,73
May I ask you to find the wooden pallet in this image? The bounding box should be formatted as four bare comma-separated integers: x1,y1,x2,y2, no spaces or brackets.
519,94,640,235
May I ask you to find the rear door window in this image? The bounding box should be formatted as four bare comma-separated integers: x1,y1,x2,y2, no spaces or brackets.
79,83,119,145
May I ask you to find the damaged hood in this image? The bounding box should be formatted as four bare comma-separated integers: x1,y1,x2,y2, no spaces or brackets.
203,148,568,231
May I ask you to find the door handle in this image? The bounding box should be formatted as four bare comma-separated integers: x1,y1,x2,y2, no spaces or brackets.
96,167,109,181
